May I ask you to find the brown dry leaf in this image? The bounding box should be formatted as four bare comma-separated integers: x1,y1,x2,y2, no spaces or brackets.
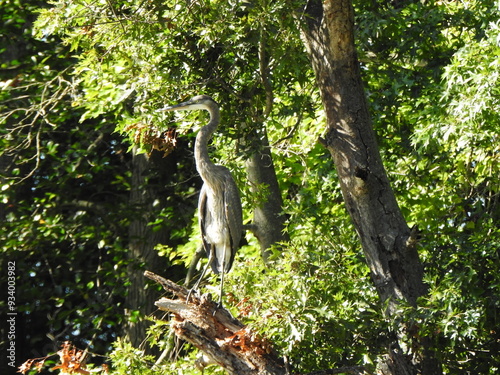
51,341,89,374
226,327,272,355
18,359,35,374
34,359,46,373
124,123,178,157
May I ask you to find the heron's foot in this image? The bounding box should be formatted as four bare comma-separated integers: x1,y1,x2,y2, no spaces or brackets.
213,295,225,314
186,287,197,304
213,301,223,316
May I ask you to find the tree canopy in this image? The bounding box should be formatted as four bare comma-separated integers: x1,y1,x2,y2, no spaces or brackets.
1,0,499,374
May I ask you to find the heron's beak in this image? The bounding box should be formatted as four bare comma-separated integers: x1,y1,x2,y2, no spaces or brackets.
157,99,195,112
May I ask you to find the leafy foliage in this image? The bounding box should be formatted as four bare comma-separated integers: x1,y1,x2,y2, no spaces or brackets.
356,0,500,372
225,241,379,372
0,0,195,366
1,0,132,363
2,0,500,374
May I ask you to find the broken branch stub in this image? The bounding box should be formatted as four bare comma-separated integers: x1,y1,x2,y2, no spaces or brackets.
144,271,286,375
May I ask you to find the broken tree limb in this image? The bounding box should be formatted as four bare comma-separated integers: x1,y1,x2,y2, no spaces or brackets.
144,271,286,375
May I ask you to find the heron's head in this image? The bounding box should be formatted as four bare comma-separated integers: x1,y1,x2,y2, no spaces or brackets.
159,95,218,112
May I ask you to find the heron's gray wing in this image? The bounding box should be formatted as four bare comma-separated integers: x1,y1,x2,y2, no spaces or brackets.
198,184,213,261
223,173,243,271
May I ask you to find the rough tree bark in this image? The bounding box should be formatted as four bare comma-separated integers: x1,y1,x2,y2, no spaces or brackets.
145,271,287,375
245,129,288,262
299,0,440,373
243,25,289,261
125,149,168,350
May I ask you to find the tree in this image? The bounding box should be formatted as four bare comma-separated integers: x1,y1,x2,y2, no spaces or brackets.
4,0,500,374
0,0,131,364
0,0,197,362
300,0,438,373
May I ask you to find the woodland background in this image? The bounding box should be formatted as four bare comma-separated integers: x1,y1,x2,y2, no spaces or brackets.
1,0,499,374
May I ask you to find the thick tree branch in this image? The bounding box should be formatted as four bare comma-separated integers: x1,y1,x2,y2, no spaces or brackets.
145,271,286,375
245,130,289,262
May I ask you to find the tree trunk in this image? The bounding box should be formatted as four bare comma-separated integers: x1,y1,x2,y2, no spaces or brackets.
243,25,289,261
245,128,288,262
300,0,440,373
125,149,167,350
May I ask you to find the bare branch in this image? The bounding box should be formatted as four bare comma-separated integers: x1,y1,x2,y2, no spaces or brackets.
145,271,286,375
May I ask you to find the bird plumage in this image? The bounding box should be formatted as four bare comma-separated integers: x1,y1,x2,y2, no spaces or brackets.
198,168,242,274
160,95,243,298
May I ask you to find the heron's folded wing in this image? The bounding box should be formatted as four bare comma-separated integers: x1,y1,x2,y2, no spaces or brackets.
198,184,212,258
223,175,243,270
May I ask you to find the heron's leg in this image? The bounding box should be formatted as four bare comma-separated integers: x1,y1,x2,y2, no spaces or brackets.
187,250,213,303
218,245,227,308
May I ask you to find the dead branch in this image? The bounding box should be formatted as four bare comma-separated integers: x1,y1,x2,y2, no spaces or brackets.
144,271,286,375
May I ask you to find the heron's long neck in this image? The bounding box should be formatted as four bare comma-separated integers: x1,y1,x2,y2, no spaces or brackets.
195,107,220,182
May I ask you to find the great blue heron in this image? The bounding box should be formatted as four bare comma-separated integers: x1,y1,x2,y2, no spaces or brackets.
160,95,243,305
